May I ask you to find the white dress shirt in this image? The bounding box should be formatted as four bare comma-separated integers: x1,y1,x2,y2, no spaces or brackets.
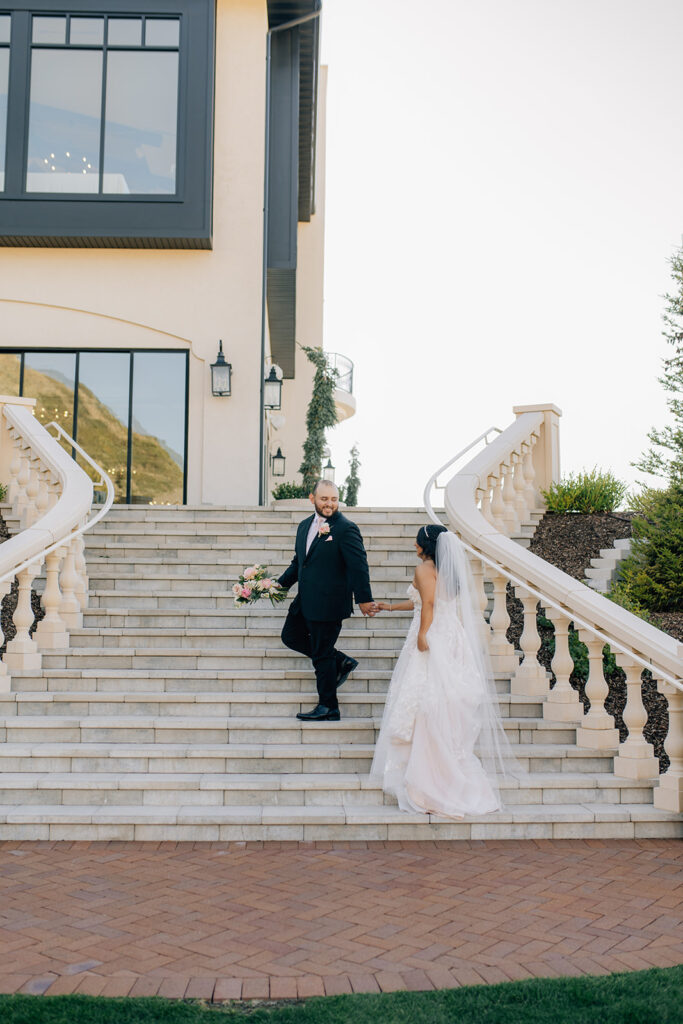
306,514,322,554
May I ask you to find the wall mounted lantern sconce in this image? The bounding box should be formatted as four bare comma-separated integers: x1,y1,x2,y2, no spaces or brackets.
323,458,335,483
271,447,286,477
211,340,232,396
264,366,283,410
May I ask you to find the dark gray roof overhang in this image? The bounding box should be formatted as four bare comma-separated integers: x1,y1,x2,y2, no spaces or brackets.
267,0,320,222
264,1,321,379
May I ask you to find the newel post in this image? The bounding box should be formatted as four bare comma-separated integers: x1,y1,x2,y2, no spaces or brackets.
512,403,562,503
653,683,683,813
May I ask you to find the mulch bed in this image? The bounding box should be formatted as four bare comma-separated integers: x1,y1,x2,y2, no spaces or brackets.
506,512,673,772
528,511,633,580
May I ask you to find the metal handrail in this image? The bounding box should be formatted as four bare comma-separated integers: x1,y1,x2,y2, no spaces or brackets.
423,425,502,522
0,421,114,587
425,430,683,692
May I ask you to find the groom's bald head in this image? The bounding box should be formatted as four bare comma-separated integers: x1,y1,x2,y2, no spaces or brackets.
310,480,339,517
312,479,338,498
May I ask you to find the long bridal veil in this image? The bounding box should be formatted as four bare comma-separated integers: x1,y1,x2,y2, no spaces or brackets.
371,530,516,817
429,530,516,809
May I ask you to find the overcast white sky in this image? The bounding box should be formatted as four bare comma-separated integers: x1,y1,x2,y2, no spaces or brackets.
319,0,683,507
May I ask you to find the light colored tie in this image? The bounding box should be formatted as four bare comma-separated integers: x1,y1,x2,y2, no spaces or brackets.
306,515,321,554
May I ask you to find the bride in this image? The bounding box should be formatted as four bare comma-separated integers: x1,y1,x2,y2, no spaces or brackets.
370,524,513,819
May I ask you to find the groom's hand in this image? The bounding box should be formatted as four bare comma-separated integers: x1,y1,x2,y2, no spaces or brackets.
359,601,378,617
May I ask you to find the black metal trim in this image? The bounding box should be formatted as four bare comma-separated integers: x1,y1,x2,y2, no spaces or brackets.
71,348,80,458
182,347,188,505
0,0,214,248
125,350,133,504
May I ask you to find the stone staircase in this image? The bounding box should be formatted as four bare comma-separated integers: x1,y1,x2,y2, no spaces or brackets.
0,505,678,841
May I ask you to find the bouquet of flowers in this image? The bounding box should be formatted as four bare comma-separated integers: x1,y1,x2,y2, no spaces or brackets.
233,564,287,607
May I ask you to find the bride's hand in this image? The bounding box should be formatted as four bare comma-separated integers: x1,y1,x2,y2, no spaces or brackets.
376,602,391,612
417,631,429,652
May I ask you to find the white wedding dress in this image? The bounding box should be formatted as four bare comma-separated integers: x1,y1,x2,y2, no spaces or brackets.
370,532,512,819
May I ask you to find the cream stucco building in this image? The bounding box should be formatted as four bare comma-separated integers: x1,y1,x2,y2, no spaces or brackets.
0,0,352,505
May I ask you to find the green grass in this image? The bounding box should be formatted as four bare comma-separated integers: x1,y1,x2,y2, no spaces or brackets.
0,968,681,1024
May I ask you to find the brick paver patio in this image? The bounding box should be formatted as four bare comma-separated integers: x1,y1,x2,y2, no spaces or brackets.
0,838,681,1000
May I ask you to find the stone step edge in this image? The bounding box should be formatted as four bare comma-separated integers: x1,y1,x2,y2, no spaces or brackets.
0,770,654,792
0,741,615,759
1,690,543,706
0,802,676,827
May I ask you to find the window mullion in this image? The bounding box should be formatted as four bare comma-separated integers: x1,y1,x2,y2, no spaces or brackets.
98,21,107,194
4,10,30,193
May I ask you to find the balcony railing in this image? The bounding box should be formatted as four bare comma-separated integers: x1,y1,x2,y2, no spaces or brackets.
326,352,354,394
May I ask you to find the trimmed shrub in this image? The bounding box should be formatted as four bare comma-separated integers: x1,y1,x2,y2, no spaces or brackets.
542,468,627,513
271,482,308,500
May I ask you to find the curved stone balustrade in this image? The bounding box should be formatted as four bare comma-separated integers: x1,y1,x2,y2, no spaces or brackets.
426,403,683,814
0,395,112,689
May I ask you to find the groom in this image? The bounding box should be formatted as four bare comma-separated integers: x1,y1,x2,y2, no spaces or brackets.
278,479,376,721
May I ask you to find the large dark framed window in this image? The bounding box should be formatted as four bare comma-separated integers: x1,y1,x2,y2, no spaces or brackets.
0,347,189,504
0,0,214,247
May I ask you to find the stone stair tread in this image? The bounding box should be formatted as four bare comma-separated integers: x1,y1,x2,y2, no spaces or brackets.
0,740,610,758
0,769,653,792
0,802,678,827
1,690,543,707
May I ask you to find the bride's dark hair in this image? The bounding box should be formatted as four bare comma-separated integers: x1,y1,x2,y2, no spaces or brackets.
416,524,447,565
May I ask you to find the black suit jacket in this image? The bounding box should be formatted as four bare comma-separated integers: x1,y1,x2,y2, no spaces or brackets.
278,510,373,621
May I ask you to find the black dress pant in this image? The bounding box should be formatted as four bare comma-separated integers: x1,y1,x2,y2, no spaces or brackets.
281,608,345,710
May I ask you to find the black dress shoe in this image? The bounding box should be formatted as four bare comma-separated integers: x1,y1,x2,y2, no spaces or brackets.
296,704,341,721
336,656,359,689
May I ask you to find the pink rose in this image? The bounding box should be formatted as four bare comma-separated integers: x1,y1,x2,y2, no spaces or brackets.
241,586,252,599
232,583,242,596
318,522,330,537
262,578,272,588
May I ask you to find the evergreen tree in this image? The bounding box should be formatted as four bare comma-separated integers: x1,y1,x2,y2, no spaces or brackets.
343,444,361,507
634,248,683,484
614,483,683,611
298,347,338,493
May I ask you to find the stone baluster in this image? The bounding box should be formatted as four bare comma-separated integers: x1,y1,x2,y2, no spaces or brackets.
543,613,583,722
7,438,22,507
4,563,42,671
35,470,50,523
576,635,619,749
487,571,518,672
0,580,13,692
14,448,31,524
59,539,82,629
73,532,89,610
653,682,683,813
522,435,540,510
512,451,528,525
23,458,41,528
613,658,659,779
46,475,60,511
501,462,520,536
489,474,506,532
468,555,489,624
511,590,548,695
34,548,69,650
477,481,494,526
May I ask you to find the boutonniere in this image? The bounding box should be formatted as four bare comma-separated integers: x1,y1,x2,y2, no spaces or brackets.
318,521,331,538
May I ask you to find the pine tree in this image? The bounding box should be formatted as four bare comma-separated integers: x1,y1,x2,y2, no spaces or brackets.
633,248,683,483
343,444,361,507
